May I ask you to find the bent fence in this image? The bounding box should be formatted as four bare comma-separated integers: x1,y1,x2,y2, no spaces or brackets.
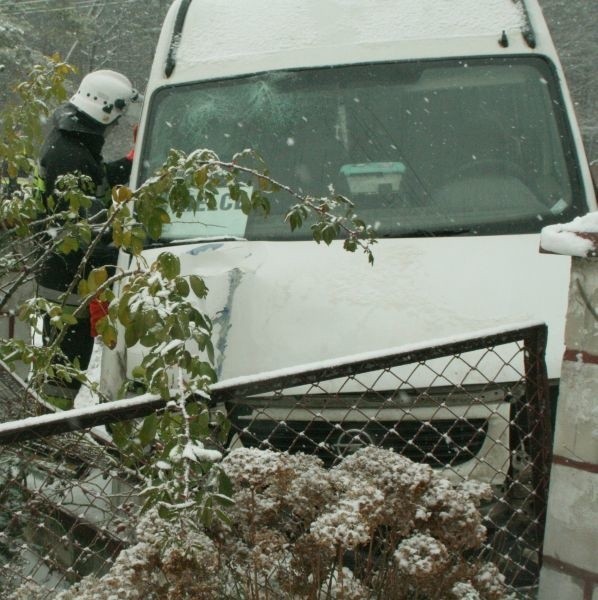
0,323,552,598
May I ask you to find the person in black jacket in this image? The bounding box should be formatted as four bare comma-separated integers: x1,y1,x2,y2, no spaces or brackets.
39,104,133,213
39,69,141,213
37,70,142,388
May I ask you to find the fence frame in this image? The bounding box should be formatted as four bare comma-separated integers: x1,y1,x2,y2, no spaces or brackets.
0,321,553,595
1,321,550,446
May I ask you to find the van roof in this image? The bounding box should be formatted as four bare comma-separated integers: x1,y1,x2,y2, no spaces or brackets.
152,0,557,85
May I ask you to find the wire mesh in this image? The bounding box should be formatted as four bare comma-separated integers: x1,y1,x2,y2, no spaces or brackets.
0,323,552,598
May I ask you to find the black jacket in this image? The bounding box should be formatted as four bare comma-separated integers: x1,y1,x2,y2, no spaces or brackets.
37,103,130,293
39,102,131,207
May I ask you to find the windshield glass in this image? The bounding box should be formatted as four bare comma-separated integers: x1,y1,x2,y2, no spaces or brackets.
141,57,585,241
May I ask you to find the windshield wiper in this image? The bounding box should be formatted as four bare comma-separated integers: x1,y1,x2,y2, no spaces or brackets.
143,236,247,249
387,228,473,238
167,236,247,245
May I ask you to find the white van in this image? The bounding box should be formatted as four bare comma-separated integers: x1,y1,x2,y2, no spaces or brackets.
98,0,596,479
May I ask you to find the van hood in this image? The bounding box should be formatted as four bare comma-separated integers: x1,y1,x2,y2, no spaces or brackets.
126,235,568,384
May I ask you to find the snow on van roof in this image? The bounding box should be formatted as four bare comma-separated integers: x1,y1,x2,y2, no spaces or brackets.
174,0,525,69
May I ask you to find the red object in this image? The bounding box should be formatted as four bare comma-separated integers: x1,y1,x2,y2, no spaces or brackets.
125,124,139,161
89,298,109,337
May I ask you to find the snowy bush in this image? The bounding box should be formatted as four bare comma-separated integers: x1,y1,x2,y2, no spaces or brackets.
14,446,513,600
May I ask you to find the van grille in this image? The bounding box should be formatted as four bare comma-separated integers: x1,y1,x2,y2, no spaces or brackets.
228,411,488,467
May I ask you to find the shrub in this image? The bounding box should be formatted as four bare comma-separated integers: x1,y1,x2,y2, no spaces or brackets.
19,447,513,600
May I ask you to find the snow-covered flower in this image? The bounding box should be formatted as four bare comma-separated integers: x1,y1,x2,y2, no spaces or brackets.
309,488,384,550
394,532,449,578
420,474,488,550
473,562,510,600
318,566,371,599
24,447,510,599
450,581,482,599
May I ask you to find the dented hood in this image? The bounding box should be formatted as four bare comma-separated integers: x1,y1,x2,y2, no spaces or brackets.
128,235,569,383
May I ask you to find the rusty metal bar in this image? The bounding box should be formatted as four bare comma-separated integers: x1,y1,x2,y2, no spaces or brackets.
1,323,545,445
522,323,552,564
211,323,545,403
0,394,168,446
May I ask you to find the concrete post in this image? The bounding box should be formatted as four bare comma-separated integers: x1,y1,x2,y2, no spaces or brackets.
538,213,598,599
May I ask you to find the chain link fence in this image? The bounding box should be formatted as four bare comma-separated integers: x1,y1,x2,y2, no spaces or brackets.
0,323,552,598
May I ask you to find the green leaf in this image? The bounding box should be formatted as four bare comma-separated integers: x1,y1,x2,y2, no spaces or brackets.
147,214,163,240
251,190,271,216
189,410,210,438
312,225,322,244
142,308,159,329
98,321,118,348
78,279,90,296
343,238,358,253
202,191,216,210
131,365,146,379
130,228,146,255
157,208,171,224
174,276,190,297
172,313,191,339
140,332,158,348
257,175,271,191
157,252,180,279
117,294,133,327
200,496,214,527
62,313,78,326
205,339,215,365
218,470,233,499
88,267,108,291
79,226,92,245
194,165,209,187
110,421,132,450
321,223,337,245
287,211,302,231
238,189,252,215
199,362,217,383
125,324,140,347
189,275,208,299
168,181,192,215
229,183,240,201
57,236,79,254
138,413,158,447
112,185,133,204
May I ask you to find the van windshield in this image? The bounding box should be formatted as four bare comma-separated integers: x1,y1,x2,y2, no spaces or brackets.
141,57,585,241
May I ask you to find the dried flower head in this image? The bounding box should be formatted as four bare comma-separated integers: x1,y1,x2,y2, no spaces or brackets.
394,533,450,578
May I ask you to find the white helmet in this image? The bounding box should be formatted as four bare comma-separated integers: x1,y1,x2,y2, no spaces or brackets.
70,70,142,125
